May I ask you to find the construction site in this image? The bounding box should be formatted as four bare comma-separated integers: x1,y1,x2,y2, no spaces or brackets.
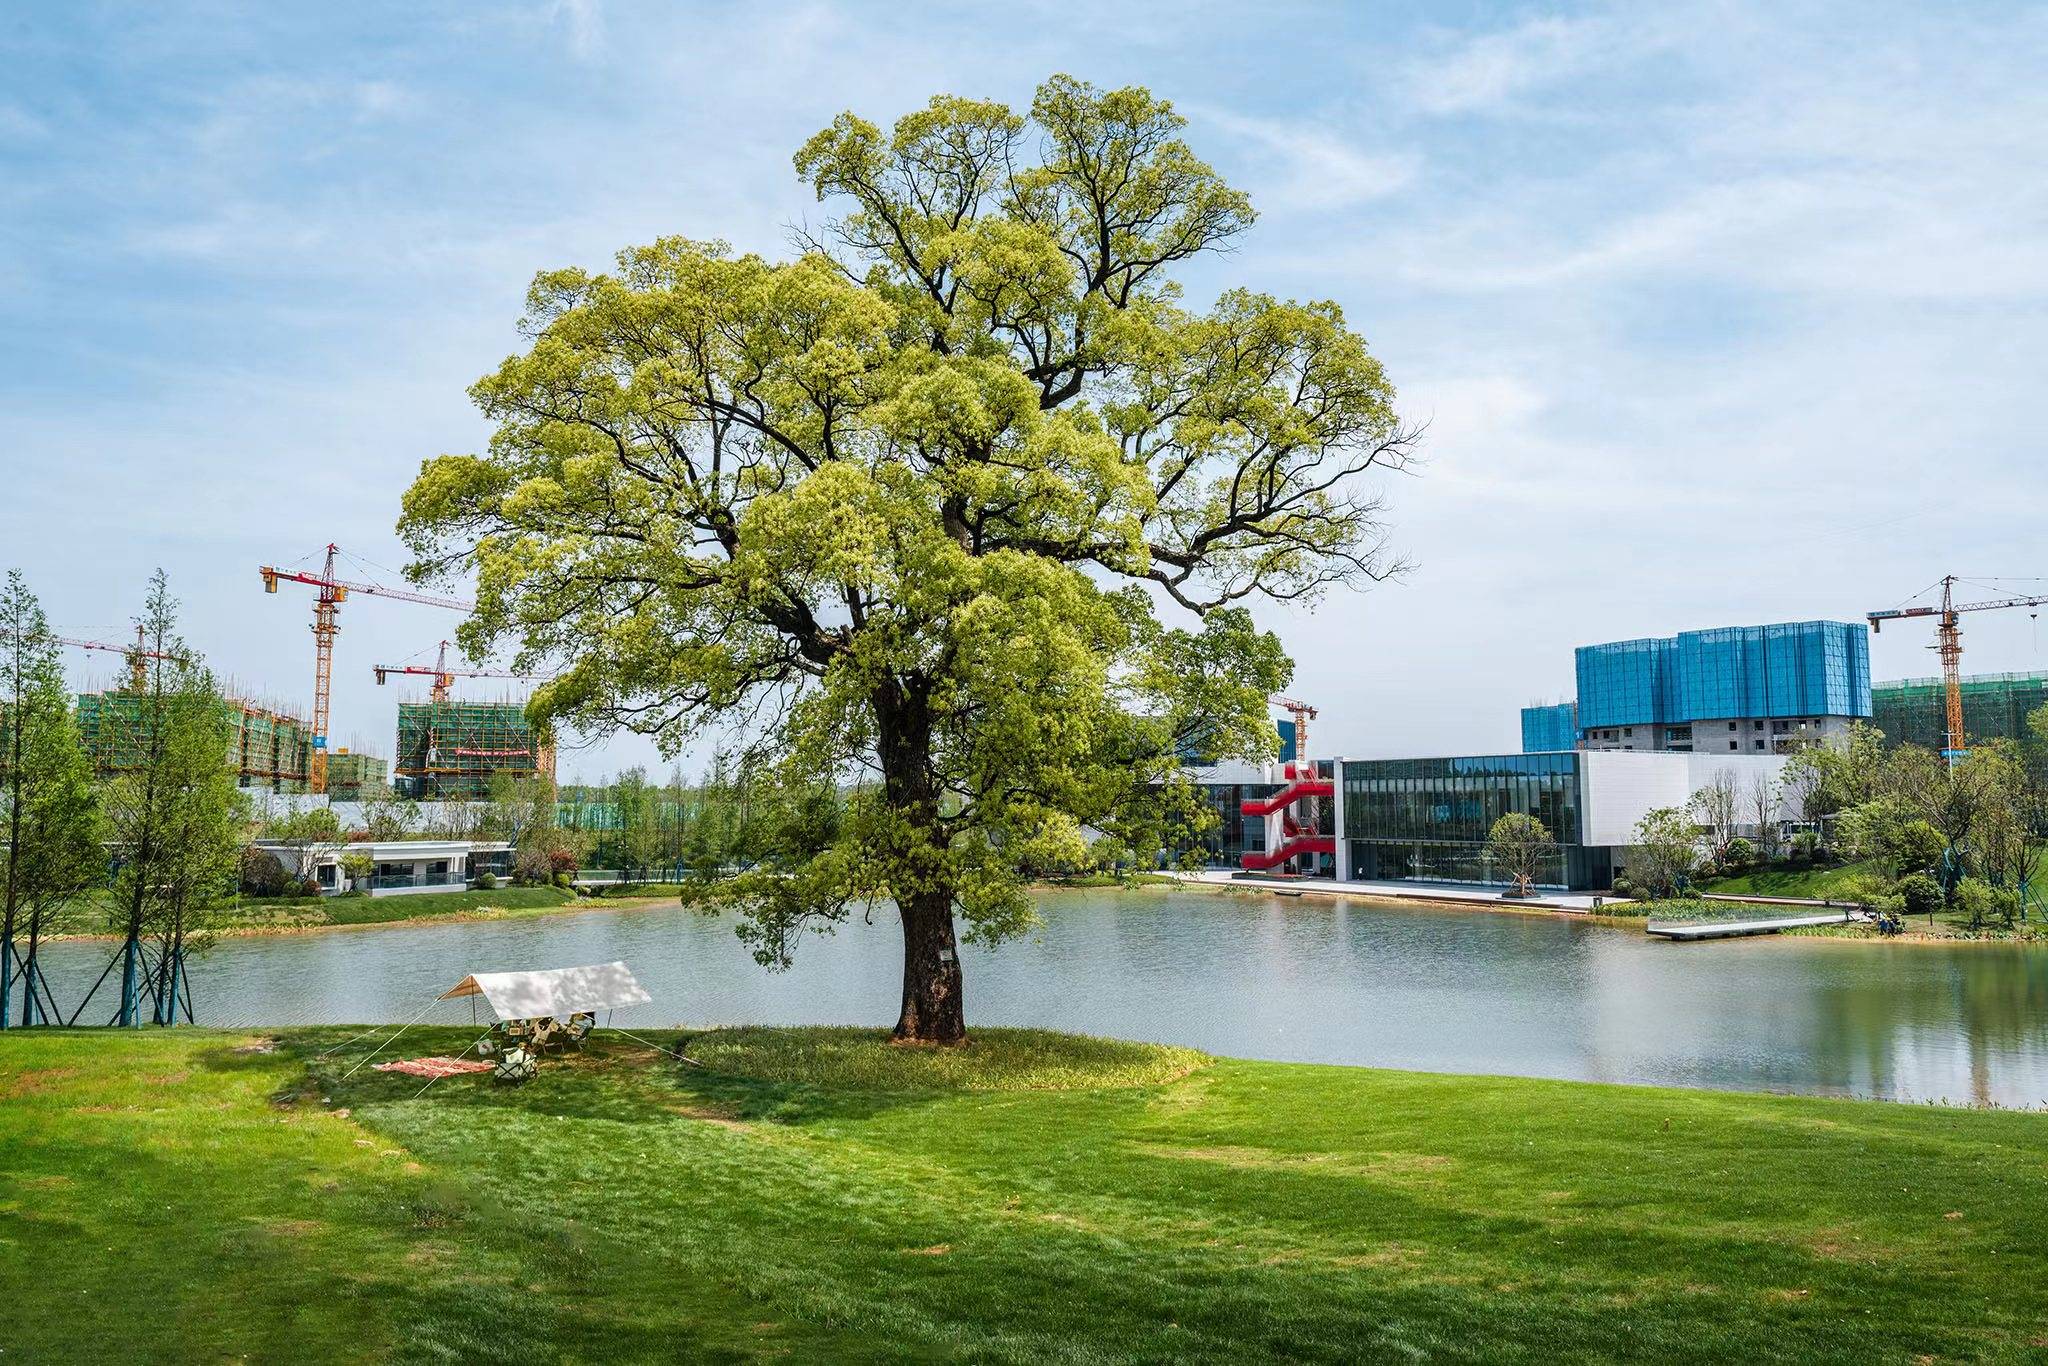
393,698,551,799
75,689,318,794
1872,672,2048,753
53,545,550,802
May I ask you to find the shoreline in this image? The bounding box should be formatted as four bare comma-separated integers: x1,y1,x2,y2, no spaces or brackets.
40,871,2046,949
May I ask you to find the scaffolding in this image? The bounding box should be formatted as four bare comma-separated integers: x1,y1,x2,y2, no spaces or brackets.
324,750,390,801
76,690,314,793
1872,671,2048,751
394,699,551,799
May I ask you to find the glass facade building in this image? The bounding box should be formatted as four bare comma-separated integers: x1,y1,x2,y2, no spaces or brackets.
1576,621,1870,730
1872,672,2048,750
1182,781,1280,867
1519,702,1578,752
1341,754,1607,890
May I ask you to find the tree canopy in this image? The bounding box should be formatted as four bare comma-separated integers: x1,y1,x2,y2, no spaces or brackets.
400,76,1415,1039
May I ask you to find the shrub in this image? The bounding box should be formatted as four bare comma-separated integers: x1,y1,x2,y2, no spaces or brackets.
1789,831,1820,863
1895,872,1943,921
1878,818,1946,878
548,848,580,877
1610,874,1640,899
513,848,551,886
1722,837,1756,870
296,877,323,899
1951,877,2018,931
553,870,574,888
475,870,498,891
239,847,293,898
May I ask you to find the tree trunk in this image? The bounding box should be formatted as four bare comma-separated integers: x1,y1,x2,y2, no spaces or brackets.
874,679,967,1045
894,886,966,1043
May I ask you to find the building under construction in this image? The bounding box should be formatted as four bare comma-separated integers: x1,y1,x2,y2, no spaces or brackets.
1872,671,2048,751
324,749,391,801
76,690,315,793
394,699,551,799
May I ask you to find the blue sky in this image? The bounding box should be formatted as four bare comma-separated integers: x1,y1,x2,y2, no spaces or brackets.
3,1,2045,777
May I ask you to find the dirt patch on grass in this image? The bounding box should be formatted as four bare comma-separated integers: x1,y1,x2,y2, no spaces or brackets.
662,1100,751,1131
0,1066,80,1098
252,1217,325,1238
1802,1227,1886,1264
1133,1143,1454,1180
1326,1244,1424,1270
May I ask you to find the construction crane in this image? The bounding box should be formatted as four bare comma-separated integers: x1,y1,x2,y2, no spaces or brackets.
54,625,186,694
260,544,472,792
374,640,529,704
1270,694,1319,761
1868,575,2048,759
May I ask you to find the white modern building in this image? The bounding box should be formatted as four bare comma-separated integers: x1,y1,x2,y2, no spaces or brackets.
252,839,515,896
1201,749,1791,892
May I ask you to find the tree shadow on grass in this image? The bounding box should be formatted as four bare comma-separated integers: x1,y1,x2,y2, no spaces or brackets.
232,1026,940,1128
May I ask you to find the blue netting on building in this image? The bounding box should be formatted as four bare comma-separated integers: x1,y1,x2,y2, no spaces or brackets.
1575,621,1869,728
1520,702,1578,752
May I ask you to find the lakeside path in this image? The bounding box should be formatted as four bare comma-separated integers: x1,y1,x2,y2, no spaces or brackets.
4,1024,2046,1362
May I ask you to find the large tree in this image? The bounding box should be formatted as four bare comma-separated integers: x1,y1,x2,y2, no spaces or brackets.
0,571,102,1027
400,77,1414,1041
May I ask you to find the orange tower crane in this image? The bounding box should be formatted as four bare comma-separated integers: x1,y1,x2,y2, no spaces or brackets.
1868,575,2048,760
55,625,186,693
374,640,529,703
260,545,472,792
1270,694,1319,761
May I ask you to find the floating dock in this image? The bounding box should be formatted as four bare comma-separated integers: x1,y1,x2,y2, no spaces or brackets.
1646,910,1859,940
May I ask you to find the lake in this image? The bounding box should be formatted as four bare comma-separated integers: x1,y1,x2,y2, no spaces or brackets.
31,887,2048,1107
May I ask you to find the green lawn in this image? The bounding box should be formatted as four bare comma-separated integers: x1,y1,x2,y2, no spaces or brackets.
317,885,575,924
1697,860,1877,900
6,1028,2048,1361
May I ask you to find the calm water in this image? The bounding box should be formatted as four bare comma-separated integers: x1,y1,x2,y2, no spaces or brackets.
32,888,2048,1107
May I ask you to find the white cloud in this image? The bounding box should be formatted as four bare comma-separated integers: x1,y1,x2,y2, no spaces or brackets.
1403,12,1677,116
1196,108,1418,212
547,0,606,61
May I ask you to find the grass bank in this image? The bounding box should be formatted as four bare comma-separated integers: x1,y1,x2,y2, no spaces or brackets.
48,885,586,937
1698,860,1877,900
4,1027,2047,1362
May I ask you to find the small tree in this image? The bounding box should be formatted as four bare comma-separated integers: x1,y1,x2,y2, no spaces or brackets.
90,572,245,1026
1744,771,1782,861
238,847,292,897
338,850,374,892
0,571,102,1027
1687,771,1740,859
612,767,659,879
265,805,345,888
1485,813,1553,898
1628,807,1698,898
360,794,420,841
1896,872,1944,924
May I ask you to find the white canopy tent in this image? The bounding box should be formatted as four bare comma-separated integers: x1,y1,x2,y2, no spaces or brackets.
439,961,651,1021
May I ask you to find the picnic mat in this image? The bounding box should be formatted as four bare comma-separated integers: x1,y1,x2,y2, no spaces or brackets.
373,1056,496,1078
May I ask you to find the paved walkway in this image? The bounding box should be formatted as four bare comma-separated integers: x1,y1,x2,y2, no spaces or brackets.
1176,869,1613,913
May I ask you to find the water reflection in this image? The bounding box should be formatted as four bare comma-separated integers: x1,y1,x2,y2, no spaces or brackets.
29,889,2048,1107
